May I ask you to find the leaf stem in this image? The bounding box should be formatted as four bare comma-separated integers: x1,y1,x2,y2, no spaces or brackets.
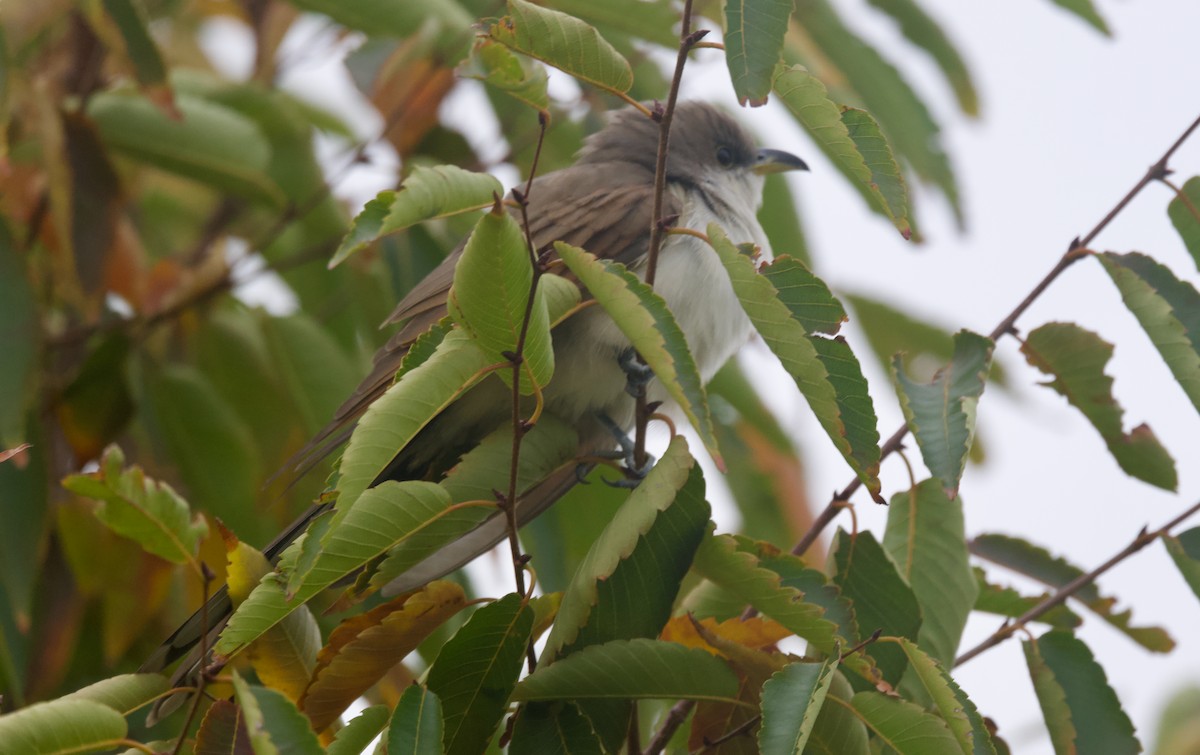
790,109,1200,560
954,497,1200,666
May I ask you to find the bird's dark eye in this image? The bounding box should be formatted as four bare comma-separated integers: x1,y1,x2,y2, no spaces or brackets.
716,145,735,168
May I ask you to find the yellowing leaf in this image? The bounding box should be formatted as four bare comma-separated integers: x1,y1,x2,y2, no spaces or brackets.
300,581,468,733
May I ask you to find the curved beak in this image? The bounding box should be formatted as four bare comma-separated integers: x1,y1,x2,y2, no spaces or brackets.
753,148,809,175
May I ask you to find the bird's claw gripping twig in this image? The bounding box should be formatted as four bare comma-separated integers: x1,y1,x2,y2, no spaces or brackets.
595,411,655,487
618,347,654,399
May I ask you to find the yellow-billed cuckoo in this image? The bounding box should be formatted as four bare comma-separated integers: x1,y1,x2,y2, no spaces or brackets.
141,101,807,693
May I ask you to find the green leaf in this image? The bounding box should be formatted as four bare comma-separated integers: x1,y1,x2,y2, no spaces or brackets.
864,0,978,115
62,673,169,716
88,90,283,205
216,482,458,656
285,0,473,44
1047,0,1111,34
971,533,1174,653
1168,176,1200,269
231,672,324,755
331,165,502,267
972,568,1082,630
1023,631,1139,754
893,332,993,497
541,0,680,47
1163,526,1200,603
0,698,128,755
807,671,871,754
725,0,792,106
830,529,921,685
0,221,36,448
62,445,207,568
1021,322,1177,490
509,700,604,753
893,638,996,754
772,65,911,237
101,0,168,90
327,705,390,755
335,330,491,517
556,241,721,467
459,38,549,110
387,686,443,755
489,0,633,95
1099,252,1200,414
449,208,552,395
758,657,839,755
543,436,709,662
707,224,881,499
426,593,533,755
693,534,850,666
883,480,978,666
791,0,959,221
848,691,962,754
538,438,710,751
259,312,362,437
141,363,264,540
514,639,741,703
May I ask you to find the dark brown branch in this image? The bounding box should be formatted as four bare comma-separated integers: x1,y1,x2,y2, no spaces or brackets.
633,0,702,472
643,699,695,755
954,498,1200,666
691,714,760,754
504,110,550,674
790,109,1200,560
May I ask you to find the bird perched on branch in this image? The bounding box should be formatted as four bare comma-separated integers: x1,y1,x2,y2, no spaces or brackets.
141,101,808,705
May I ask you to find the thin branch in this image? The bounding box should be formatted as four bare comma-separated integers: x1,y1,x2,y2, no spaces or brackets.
643,699,694,755
690,715,760,753
633,0,702,472
955,497,1200,666
504,110,550,673
171,564,215,755
790,109,1200,559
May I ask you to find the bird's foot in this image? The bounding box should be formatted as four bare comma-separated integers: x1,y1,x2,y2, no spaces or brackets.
595,412,655,488
618,347,654,398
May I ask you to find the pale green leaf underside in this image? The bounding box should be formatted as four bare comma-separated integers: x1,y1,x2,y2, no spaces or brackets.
449,209,553,395
489,0,633,95
772,64,911,238
1099,252,1200,414
331,165,502,266
706,224,880,498
893,330,993,496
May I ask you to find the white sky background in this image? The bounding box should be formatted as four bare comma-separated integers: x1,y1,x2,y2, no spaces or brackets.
203,1,1200,750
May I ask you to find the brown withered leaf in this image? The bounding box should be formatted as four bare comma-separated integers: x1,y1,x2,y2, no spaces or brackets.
670,615,793,753
62,111,121,309
372,37,457,158
299,580,468,733
195,699,253,755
